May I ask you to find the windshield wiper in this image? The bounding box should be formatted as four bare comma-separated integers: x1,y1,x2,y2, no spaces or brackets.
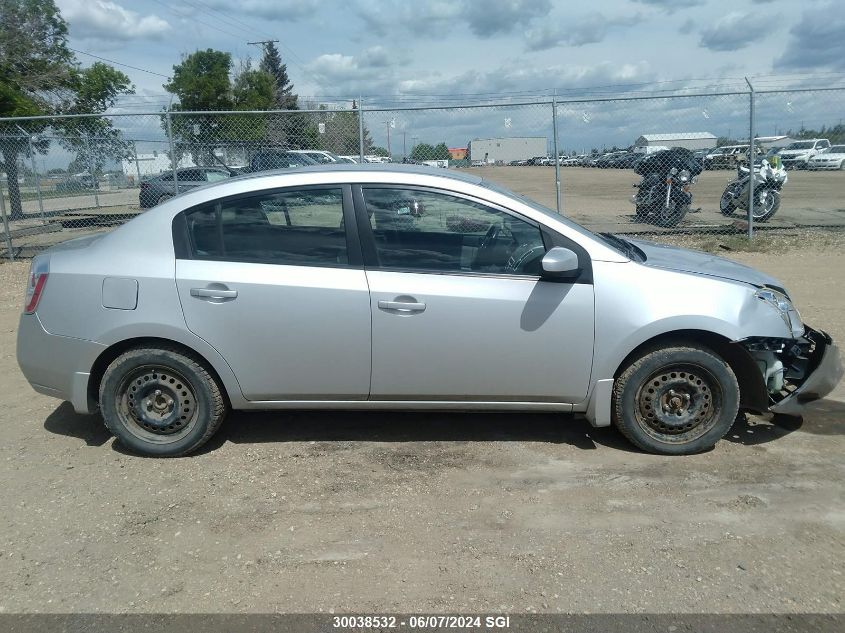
599,232,638,259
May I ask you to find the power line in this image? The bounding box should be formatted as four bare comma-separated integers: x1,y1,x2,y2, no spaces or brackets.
67,48,170,79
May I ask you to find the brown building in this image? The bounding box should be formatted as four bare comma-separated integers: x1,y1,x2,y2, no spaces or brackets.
448,147,467,160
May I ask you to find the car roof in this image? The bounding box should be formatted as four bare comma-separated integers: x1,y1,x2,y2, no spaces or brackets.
225,163,484,186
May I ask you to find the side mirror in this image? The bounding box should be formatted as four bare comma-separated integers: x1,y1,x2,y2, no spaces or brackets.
540,246,580,280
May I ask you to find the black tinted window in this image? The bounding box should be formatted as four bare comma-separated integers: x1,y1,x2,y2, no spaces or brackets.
185,188,348,266
363,188,544,275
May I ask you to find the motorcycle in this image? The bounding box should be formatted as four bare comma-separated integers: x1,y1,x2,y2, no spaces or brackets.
631,148,702,227
719,158,787,223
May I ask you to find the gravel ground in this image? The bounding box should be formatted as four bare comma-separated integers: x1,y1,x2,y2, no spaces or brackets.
0,241,842,615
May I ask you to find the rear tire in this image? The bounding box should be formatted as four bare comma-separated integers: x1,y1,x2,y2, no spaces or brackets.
157,194,173,205
612,344,739,455
99,346,227,457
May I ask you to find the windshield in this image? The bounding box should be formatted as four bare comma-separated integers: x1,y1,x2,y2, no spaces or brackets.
479,179,640,259
786,141,815,150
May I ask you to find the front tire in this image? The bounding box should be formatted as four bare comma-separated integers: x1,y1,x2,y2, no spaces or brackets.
654,203,688,227
752,189,780,222
612,344,740,455
99,346,228,457
719,188,737,216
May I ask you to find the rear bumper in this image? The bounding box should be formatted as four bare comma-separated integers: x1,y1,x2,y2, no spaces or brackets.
16,313,106,414
770,329,844,416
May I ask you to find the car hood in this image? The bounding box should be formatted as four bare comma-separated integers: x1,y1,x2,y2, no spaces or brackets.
628,238,784,290
811,152,845,160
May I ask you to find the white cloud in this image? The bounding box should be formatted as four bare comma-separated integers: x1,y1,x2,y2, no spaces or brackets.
58,0,171,41
699,12,779,52
525,13,644,51
199,0,318,22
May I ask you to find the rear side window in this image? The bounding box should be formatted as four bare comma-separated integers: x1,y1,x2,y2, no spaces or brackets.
184,188,348,266
205,170,229,182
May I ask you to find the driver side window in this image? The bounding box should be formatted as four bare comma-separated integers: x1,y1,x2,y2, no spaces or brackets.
362,187,545,275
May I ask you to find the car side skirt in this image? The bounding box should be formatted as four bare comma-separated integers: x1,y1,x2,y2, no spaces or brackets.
234,400,575,412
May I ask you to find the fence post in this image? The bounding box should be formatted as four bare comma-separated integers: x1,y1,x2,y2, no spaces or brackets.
165,111,179,194
83,133,100,208
745,77,755,240
552,94,562,214
358,96,365,162
132,142,142,187
0,181,13,262
19,127,45,223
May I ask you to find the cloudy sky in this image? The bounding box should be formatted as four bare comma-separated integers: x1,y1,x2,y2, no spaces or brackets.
54,0,845,152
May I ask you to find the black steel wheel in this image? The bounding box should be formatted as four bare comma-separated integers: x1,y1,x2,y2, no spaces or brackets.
100,346,227,457
612,344,739,455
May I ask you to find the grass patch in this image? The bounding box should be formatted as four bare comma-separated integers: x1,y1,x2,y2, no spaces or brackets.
656,230,845,254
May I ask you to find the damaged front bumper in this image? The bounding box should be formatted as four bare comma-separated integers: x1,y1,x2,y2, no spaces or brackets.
745,327,844,417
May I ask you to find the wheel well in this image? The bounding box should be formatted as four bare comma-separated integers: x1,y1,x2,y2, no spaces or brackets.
613,329,769,413
88,337,230,408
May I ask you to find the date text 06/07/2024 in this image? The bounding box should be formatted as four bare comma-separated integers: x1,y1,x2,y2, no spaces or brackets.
332,615,512,629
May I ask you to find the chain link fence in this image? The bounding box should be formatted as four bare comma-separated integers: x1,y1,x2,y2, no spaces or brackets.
2,87,844,259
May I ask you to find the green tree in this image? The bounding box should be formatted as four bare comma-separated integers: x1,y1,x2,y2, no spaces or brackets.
432,142,450,160
411,143,435,161
1,0,75,219
164,49,235,166
258,41,297,110
0,1,132,219
258,41,307,148
411,142,451,161
60,62,133,176
370,146,389,157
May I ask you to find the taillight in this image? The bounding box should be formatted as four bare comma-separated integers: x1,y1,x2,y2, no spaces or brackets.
24,257,49,314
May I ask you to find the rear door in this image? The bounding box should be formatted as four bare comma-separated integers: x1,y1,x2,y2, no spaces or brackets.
175,184,372,401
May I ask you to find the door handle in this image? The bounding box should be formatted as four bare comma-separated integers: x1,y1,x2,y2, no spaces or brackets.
378,300,426,313
190,287,238,300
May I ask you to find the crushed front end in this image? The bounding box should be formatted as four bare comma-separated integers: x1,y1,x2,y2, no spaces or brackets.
742,327,844,416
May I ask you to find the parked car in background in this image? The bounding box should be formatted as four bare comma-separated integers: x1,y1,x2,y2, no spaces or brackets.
55,172,98,193
807,144,845,170
779,139,831,170
560,156,581,166
704,144,762,170
290,149,346,165
249,150,317,174
18,164,842,458
593,152,627,168
139,167,231,209
607,152,643,169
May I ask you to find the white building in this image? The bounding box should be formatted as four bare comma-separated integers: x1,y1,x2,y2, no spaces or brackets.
121,152,195,181
469,137,547,164
635,132,717,151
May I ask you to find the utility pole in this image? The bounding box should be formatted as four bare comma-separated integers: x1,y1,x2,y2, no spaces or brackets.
247,39,279,51
403,131,406,159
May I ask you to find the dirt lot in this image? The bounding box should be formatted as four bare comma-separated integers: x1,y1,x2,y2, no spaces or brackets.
0,236,843,615
476,165,845,233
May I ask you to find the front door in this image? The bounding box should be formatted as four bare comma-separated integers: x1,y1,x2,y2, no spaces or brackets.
175,185,371,401
357,186,595,402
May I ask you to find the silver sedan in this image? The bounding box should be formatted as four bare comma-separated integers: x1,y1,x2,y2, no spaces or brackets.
16,165,843,456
